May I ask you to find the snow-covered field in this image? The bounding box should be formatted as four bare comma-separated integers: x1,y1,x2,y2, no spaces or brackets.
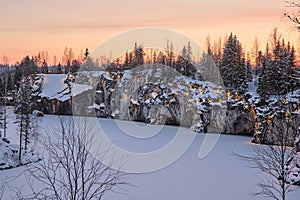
0,112,299,200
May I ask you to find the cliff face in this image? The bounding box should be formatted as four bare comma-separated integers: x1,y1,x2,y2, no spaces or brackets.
84,66,225,132
31,72,300,146
223,105,256,136
287,128,300,186
252,96,300,145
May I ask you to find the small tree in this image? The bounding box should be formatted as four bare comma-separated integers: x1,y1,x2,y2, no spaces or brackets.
15,77,33,160
236,113,298,200
41,59,48,74
21,117,130,199
0,98,7,138
220,33,248,92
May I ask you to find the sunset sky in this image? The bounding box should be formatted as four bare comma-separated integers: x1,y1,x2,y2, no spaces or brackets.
0,0,298,64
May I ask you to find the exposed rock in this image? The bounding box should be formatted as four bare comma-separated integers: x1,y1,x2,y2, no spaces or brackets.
287,152,300,186
295,127,300,153
252,98,300,145
286,127,300,186
223,104,255,136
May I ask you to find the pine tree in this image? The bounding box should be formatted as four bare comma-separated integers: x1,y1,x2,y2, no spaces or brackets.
219,33,247,92
257,39,295,96
0,101,4,138
41,59,48,74
166,41,175,67
14,56,37,89
57,62,63,74
257,55,269,97
0,78,4,96
71,59,80,73
6,71,13,91
133,43,145,67
245,56,253,82
0,76,8,138
15,77,33,160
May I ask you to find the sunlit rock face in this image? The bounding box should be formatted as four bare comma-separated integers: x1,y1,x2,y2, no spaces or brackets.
261,114,299,146
75,65,225,132
287,128,300,186
252,97,300,145
296,128,300,153
127,84,181,126
223,105,256,136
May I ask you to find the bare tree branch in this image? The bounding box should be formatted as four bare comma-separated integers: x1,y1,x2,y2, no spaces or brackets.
17,116,132,200
234,115,298,200
284,1,300,30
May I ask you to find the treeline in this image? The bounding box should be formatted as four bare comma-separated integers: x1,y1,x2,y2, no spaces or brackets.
1,28,300,98
107,42,200,79
205,29,300,96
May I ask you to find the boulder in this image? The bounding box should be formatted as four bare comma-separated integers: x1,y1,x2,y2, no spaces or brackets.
32,110,44,117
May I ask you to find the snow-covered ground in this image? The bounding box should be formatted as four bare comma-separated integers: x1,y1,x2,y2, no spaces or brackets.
0,113,299,199
0,107,40,170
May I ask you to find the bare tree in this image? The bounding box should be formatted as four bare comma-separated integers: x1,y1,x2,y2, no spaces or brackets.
235,114,298,200
284,1,300,30
0,180,5,200
19,116,130,200
251,37,260,66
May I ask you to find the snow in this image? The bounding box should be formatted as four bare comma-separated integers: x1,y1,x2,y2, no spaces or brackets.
0,107,40,170
287,152,300,186
39,74,71,101
0,112,299,199
34,74,92,102
0,139,39,170
72,83,92,96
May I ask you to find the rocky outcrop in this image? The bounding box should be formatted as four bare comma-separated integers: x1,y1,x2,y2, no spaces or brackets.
296,128,300,152
223,104,256,136
252,97,300,145
32,96,72,115
287,128,300,186
73,66,225,132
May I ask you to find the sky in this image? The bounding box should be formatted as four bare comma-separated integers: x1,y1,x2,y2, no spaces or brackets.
0,0,298,64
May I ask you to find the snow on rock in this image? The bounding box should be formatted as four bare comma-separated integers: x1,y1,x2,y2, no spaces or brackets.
38,74,72,102
287,128,300,186
31,74,92,115
251,96,300,145
32,110,44,117
78,66,226,133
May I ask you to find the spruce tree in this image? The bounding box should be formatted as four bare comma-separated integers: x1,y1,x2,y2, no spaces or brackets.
220,33,247,92
257,39,296,97
41,59,48,74
133,43,145,67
